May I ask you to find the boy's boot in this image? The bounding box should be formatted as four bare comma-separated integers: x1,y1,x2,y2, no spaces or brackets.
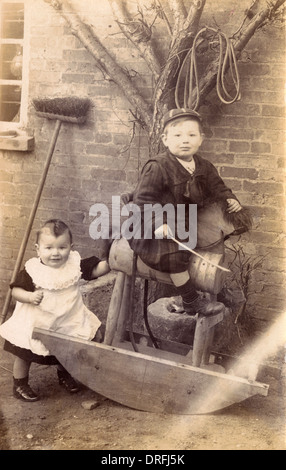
177,280,224,316
57,368,80,393
13,377,39,402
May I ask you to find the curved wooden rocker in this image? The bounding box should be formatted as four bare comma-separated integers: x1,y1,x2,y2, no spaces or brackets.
33,328,268,415
33,203,269,414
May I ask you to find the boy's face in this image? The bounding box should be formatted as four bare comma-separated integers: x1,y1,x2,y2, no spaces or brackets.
161,119,203,161
35,229,72,269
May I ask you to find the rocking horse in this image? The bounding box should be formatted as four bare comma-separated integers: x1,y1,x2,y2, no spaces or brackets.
33,202,269,414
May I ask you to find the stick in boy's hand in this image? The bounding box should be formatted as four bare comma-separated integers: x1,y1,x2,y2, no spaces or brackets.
155,226,230,273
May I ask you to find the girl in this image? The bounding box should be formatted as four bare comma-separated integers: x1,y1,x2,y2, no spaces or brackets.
0,219,110,402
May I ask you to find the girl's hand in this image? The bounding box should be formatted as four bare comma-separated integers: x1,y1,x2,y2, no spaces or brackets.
91,260,110,279
30,290,44,305
226,199,242,213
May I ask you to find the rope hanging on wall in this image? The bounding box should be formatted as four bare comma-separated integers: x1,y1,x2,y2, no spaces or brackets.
175,27,241,110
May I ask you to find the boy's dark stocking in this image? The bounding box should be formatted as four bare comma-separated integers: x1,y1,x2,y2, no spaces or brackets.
176,279,224,316
176,279,199,312
13,377,39,402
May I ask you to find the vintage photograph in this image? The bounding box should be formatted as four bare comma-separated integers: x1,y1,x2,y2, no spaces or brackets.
0,0,285,451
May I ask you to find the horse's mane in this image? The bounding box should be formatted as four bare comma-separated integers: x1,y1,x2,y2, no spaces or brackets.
217,199,253,232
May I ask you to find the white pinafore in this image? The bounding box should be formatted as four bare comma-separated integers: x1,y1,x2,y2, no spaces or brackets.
0,251,101,356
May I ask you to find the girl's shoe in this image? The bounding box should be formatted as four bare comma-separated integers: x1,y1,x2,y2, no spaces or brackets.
57,369,80,393
13,378,39,402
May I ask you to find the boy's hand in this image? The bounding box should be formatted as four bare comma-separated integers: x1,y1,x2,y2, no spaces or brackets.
155,224,173,239
30,290,44,305
226,199,242,213
121,192,133,205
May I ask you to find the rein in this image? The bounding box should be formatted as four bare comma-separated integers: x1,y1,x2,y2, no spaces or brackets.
175,27,241,110
196,226,247,250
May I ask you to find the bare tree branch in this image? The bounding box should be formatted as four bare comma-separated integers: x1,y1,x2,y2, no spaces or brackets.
156,0,173,35
234,0,286,51
45,0,285,150
48,0,153,129
108,0,162,80
168,0,188,44
168,0,187,20
193,0,286,108
185,0,206,28
150,0,207,149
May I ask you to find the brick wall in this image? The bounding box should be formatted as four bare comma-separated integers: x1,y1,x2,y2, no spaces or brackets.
197,14,286,320
0,0,285,322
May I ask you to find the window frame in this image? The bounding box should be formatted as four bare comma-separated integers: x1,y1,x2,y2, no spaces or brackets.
0,0,30,131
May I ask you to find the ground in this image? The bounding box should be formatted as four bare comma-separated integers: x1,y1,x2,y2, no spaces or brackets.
0,337,285,451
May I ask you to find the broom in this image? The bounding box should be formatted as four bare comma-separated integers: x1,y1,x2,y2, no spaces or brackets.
0,97,91,324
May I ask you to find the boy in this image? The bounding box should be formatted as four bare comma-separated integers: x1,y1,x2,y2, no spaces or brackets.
128,108,242,316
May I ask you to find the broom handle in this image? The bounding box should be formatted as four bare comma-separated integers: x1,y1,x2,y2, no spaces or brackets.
0,120,62,324
170,236,231,273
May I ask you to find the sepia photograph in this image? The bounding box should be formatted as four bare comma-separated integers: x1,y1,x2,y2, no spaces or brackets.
0,0,285,452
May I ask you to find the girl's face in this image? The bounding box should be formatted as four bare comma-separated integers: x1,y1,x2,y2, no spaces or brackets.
161,119,203,161
35,229,72,269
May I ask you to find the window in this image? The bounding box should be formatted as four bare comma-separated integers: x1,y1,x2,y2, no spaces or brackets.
0,1,33,149
0,1,29,128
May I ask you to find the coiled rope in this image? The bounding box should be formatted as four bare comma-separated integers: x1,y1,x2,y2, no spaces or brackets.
175,27,241,110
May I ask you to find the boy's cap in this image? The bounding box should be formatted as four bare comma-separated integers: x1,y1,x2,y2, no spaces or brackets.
163,108,202,128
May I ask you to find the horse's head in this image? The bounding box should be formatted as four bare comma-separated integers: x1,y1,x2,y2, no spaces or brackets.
196,201,252,251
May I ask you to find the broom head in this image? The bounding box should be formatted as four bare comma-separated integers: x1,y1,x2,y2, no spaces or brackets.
33,97,91,123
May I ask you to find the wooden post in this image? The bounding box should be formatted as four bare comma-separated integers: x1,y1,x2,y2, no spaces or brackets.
201,326,215,365
114,274,132,343
188,311,224,367
104,272,125,345
192,316,206,367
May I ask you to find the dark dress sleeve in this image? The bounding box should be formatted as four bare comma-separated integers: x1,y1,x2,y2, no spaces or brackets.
10,269,35,292
10,257,102,290
80,256,101,281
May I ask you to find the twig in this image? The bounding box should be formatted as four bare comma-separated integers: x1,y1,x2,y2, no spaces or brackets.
154,0,173,35
170,236,231,272
0,364,13,374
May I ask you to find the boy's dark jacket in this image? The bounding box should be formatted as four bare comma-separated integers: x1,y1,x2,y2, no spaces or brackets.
128,150,238,268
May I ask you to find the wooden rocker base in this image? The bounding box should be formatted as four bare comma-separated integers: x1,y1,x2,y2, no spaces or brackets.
33,328,269,415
